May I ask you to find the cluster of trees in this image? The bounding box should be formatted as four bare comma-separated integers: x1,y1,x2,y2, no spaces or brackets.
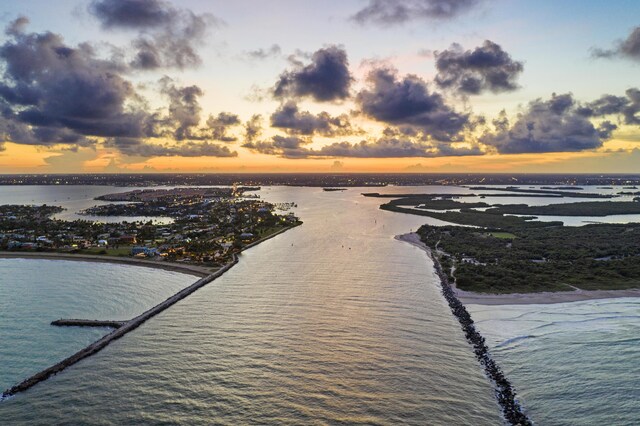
487,201,640,217
419,223,640,293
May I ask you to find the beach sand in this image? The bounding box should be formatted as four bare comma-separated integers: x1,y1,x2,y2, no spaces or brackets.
396,233,640,305
0,252,214,277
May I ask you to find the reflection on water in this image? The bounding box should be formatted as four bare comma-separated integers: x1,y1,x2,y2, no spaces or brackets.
1,184,639,424
0,259,196,391
0,187,501,424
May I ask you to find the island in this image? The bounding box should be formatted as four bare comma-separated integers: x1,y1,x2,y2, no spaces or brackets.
0,187,301,268
374,193,640,298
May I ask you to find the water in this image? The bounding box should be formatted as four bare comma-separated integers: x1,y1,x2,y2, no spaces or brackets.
0,186,501,424
470,300,640,425
1,184,639,424
0,185,173,223
0,259,196,391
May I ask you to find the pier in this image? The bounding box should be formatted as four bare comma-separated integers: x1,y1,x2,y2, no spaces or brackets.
51,319,125,328
1,256,238,399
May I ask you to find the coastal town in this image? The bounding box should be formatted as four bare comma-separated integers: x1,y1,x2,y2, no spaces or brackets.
0,187,301,266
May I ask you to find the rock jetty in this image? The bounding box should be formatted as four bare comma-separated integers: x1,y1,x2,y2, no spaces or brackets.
431,253,533,426
1,256,238,399
51,319,125,328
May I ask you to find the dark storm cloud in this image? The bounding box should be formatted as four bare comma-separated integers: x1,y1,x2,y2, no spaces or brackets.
206,112,241,142
109,137,237,157
270,101,356,136
434,40,524,95
0,20,147,146
351,0,480,25
592,27,640,62
480,93,616,154
580,89,640,125
245,44,282,60
89,0,220,70
356,67,469,141
273,46,353,102
0,20,239,158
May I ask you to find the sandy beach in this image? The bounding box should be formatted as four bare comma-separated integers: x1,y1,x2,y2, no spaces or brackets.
0,224,302,279
396,233,640,305
0,252,214,277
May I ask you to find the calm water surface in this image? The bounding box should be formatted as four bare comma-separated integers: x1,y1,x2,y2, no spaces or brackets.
1,185,639,424
0,186,501,424
0,260,196,391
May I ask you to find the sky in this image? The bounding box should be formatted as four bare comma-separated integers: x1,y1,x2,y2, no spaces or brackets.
0,0,639,173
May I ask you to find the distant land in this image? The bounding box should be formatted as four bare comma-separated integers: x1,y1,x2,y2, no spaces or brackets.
372,190,640,295
2,173,640,187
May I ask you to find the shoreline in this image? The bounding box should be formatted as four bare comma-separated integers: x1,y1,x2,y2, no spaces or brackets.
1,256,239,400
0,223,302,279
0,252,213,277
396,233,640,305
1,223,302,399
398,233,531,424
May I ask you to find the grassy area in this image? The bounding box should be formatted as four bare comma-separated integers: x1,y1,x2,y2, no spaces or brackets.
488,231,517,239
381,203,562,228
78,246,133,257
467,186,613,198
487,201,640,216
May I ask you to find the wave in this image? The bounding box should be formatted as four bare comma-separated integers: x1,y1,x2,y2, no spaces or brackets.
532,315,640,331
495,335,536,349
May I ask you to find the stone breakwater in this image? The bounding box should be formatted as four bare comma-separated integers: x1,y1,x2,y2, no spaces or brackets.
1,256,239,400
430,252,533,426
51,319,125,328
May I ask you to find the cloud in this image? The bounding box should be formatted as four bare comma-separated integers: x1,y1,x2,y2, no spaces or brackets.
206,112,240,142
244,114,263,143
480,93,616,154
273,46,353,102
243,135,311,158
0,20,239,158
243,132,483,159
270,101,356,136
151,78,242,143
434,40,524,95
89,0,221,70
356,67,469,141
592,26,640,62
158,76,203,140
108,137,237,157
330,160,344,170
245,44,281,60
580,88,640,125
5,16,29,36
315,138,483,157
0,20,147,146
351,0,480,26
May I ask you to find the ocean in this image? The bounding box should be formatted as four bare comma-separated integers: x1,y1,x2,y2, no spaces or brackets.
0,185,638,424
